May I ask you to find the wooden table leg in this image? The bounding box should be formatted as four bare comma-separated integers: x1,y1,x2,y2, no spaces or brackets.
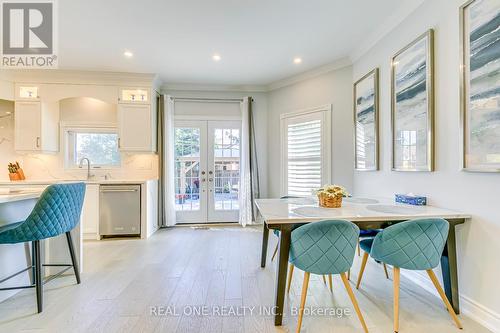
441,220,462,314
261,222,270,268
274,225,292,326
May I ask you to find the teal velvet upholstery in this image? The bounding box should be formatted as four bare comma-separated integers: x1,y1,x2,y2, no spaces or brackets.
289,219,359,275
370,218,449,270
359,238,374,253
0,183,86,244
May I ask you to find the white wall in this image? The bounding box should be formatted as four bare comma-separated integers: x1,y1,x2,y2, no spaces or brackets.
266,66,354,198
60,97,117,123
163,89,269,198
352,0,500,329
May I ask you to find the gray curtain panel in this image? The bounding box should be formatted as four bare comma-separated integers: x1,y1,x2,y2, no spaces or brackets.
248,98,260,221
157,94,166,227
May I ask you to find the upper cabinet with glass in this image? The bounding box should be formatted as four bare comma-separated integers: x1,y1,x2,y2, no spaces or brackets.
16,85,40,100
117,87,157,152
119,88,149,104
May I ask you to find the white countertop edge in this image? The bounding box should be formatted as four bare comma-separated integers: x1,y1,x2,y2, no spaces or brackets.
0,192,42,204
0,179,159,186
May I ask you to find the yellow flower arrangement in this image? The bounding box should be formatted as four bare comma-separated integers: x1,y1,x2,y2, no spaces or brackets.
316,184,349,198
316,184,349,208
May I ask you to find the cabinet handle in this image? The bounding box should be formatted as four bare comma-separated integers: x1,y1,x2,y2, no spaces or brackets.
118,138,121,148
36,137,40,148
100,189,138,193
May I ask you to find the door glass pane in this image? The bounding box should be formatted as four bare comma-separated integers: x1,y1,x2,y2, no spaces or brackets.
174,128,200,211
213,128,240,211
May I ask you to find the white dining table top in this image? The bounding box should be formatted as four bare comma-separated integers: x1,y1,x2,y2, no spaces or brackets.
0,188,44,204
255,196,471,224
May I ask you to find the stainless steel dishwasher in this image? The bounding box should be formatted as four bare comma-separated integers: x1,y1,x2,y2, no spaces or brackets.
99,184,141,237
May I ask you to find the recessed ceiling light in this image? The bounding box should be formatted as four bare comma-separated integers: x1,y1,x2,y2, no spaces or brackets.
124,51,133,58
293,57,302,64
212,54,221,62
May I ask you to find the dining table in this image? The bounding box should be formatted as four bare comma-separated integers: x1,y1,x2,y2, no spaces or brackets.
256,196,471,326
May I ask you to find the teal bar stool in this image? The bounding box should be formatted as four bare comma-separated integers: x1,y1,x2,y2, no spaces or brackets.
356,218,462,332
0,183,86,313
288,219,369,333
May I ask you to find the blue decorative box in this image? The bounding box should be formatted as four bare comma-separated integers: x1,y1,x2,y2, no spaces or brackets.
395,194,427,206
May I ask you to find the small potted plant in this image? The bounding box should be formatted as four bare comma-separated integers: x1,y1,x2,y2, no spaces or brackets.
316,185,349,208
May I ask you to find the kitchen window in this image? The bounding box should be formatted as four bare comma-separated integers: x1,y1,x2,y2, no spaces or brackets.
64,126,121,169
280,105,332,197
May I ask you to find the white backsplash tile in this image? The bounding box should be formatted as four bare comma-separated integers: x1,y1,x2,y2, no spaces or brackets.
0,108,158,181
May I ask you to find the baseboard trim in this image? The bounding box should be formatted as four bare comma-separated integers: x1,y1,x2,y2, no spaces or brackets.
401,269,499,333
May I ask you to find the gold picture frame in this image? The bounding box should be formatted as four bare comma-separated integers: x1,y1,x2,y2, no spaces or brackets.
354,68,379,171
460,0,500,172
391,29,435,172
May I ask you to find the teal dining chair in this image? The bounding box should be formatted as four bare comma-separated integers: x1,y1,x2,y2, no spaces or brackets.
288,219,369,333
355,237,390,289
355,218,462,332
0,183,86,313
358,229,381,256
272,196,332,288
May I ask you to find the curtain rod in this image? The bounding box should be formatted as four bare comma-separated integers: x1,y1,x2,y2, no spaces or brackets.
170,97,245,103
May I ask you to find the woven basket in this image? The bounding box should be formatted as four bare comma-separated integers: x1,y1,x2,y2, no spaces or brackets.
318,193,343,208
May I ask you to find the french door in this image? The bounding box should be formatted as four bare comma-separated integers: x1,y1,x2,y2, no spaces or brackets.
174,120,241,223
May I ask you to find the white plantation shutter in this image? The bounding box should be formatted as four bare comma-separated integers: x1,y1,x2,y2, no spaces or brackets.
281,106,331,197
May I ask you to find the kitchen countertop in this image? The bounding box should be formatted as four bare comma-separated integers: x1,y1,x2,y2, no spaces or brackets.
0,179,158,186
0,188,43,204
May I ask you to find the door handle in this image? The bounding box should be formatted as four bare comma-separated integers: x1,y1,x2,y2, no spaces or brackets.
36,137,40,148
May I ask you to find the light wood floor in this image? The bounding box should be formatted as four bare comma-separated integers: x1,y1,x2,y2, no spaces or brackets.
0,226,491,333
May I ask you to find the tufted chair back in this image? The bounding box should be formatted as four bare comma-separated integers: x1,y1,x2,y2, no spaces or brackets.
0,183,86,244
289,219,359,275
370,218,449,270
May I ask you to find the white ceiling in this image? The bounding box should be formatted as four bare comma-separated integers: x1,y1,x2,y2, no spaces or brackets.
59,0,420,86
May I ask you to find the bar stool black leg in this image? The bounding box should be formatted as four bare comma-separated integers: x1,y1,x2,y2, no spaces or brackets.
33,240,43,313
31,241,36,285
66,232,81,284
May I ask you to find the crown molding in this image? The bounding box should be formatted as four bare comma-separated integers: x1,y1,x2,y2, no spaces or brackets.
162,82,268,93
266,57,352,91
349,0,426,62
0,69,158,87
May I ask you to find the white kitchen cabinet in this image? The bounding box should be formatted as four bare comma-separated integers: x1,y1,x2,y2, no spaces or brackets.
81,184,100,240
14,101,59,152
118,103,156,152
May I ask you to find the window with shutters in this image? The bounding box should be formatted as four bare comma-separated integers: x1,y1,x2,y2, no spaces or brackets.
280,106,332,197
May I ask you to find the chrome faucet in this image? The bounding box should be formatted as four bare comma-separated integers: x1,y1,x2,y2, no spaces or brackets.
78,158,93,180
